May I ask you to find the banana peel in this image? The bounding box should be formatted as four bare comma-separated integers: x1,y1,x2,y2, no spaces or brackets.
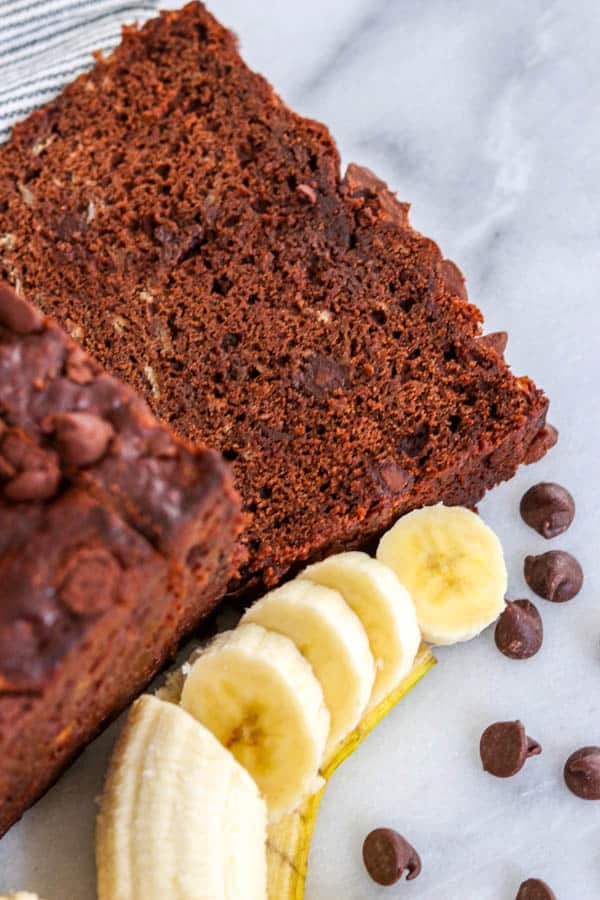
266,645,435,899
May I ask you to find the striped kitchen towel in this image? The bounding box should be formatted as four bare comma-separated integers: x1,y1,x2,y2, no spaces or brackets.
0,0,166,142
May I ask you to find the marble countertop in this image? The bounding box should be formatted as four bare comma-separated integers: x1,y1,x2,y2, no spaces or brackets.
1,0,600,897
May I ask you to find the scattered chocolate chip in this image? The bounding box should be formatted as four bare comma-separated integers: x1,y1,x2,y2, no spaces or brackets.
495,600,543,660
59,548,121,617
520,482,575,539
51,412,115,467
480,721,541,778
516,878,556,900
4,465,60,502
524,551,583,603
564,747,600,800
479,331,508,356
362,828,421,886
0,281,45,334
524,424,558,465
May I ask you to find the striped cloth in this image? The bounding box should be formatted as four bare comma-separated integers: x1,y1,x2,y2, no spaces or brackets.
0,0,164,142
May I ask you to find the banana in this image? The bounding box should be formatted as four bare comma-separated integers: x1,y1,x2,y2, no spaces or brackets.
300,552,421,707
265,646,435,898
241,579,375,760
377,504,507,644
96,694,267,900
180,623,330,821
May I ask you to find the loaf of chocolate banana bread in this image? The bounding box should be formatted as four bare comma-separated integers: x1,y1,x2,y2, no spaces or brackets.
0,3,554,606
0,282,241,835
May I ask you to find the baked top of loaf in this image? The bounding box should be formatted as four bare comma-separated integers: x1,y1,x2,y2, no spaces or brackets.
0,281,238,693
0,2,552,596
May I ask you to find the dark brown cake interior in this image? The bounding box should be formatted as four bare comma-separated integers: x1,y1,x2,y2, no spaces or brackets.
0,2,550,595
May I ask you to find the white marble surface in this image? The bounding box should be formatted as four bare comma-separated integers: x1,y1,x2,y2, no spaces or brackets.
2,0,600,897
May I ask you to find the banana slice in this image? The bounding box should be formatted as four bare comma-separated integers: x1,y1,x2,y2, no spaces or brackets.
241,579,375,759
377,504,507,645
180,623,329,821
96,694,267,900
300,552,421,707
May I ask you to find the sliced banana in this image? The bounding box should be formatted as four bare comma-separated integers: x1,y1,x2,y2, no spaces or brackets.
96,694,266,900
377,504,507,645
300,551,421,707
241,579,375,760
180,623,329,821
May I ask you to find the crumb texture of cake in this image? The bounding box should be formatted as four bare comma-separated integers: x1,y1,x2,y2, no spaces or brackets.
0,282,241,836
0,2,551,597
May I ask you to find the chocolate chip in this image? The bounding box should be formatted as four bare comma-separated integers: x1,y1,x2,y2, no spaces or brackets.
4,465,60,502
398,423,429,458
440,259,468,302
372,461,412,496
478,331,508,356
564,746,600,800
0,281,45,334
146,428,179,459
343,163,387,198
362,828,421,886
52,412,115,467
524,551,583,602
65,345,97,385
59,548,121,617
520,482,575,538
495,600,543,660
480,721,541,777
300,354,349,397
524,424,558,464
516,878,556,900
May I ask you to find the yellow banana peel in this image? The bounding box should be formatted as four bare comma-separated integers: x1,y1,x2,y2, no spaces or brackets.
266,645,435,898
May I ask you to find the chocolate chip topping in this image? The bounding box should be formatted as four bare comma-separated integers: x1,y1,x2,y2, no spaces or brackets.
480,721,541,778
362,828,421,886
520,482,575,539
479,331,508,356
564,747,600,800
3,467,60,502
58,547,121,617
0,281,44,334
524,551,583,602
495,600,543,660
51,412,115,467
65,344,98,385
0,430,61,502
516,878,556,900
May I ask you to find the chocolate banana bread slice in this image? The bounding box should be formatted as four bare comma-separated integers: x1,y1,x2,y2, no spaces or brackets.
0,282,241,835
0,2,553,599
